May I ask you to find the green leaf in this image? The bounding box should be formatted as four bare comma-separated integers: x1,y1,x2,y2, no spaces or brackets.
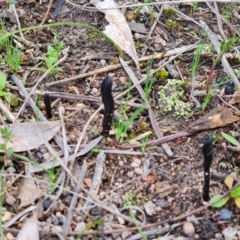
231,186,240,198
32,67,48,73
0,90,6,96
47,45,55,53
0,72,6,90
0,144,5,150
4,92,12,103
221,132,240,146
7,148,14,157
209,195,230,208
10,95,19,107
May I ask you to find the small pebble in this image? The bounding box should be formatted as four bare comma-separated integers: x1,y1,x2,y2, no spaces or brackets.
100,59,106,66
144,201,156,216
74,222,86,232
215,233,223,240
155,199,166,207
194,234,200,239
2,212,13,222
63,195,72,206
42,198,53,210
36,152,43,159
43,152,50,160
183,221,195,237
135,167,143,175
119,76,127,84
90,206,100,216
90,87,99,96
127,171,134,178
51,216,60,225
131,162,139,168
39,147,47,154
119,161,124,167
6,232,15,240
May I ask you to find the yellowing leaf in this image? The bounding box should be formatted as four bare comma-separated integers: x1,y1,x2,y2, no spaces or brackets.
234,197,240,208
224,175,234,189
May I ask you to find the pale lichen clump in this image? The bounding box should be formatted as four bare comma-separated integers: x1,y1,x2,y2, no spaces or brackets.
157,79,192,119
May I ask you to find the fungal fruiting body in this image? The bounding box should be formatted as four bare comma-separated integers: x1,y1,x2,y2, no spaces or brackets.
202,135,214,201
100,76,114,137
43,93,52,119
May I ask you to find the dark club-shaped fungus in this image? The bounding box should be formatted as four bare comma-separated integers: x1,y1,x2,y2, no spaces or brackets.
202,135,214,201
100,76,114,137
43,93,52,119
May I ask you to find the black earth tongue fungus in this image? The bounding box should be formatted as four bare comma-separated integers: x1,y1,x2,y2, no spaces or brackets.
100,76,114,137
43,93,52,119
202,135,214,201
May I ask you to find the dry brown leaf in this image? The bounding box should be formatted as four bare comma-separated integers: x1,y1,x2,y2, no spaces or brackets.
92,0,139,68
0,121,61,152
188,106,239,132
18,179,43,209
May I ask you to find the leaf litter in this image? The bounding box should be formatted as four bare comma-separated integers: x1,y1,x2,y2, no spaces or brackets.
0,0,240,239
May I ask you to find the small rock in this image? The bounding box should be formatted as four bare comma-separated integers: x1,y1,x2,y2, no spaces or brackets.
90,206,100,216
119,76,127,84
131,162,139,168
76,103,86,109
43,198,52,210
215,232,223,240
119,161,124,167
134,158,142,165
6,232,15,240
90,87,99,96
219,208,232,221
125,10,134,21
63,195,72,206
135,167,143,175
2,212,13,222
127,171,134,178
194,234,200,239
100,59,106,66
183,221,195,237
156,199,166,207
51,216,60,225
36,152,43,159
75,222,86,232
43,152,50,160
144,201,156,216
39,147,47,154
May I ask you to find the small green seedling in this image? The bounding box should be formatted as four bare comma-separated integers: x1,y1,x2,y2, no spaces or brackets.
210,175,240,208
0,72,11,103
34,41,64,76
0,127,14,166
206,37,239,93
0,72,18,107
